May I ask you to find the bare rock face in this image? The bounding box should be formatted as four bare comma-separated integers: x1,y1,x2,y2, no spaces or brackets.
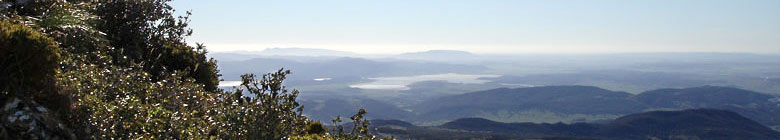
1,97,75,140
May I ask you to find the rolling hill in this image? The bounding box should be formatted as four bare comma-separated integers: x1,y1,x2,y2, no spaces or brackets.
413,86,647,123
411,86,780,128
372,109,780,140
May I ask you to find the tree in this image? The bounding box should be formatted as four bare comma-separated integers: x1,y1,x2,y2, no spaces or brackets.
90,0,220,91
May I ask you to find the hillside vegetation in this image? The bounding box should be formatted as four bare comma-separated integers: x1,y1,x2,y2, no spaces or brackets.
0,1,383,139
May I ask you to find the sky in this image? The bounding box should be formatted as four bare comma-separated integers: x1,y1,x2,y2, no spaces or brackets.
171,0,780,54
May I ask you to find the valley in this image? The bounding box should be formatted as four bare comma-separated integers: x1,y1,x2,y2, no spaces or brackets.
214,49,780,131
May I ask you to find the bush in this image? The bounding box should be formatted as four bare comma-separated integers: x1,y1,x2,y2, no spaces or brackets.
1,1,387,139
60,64,218,139
0,19,68,111
0,19,75,140
306,121,328,135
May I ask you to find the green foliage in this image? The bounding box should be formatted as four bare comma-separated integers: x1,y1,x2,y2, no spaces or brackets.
90,0,220,91
349,108,371,138
306,121,328,136
0,18,78,140
2,0,223,139
0,0,62,17
59,62,218,139
2,0,222,90
154,42,221,91
328,109,391,140
1,0,378,139
212,69,308,139
0,19,68,111
332,115,345,136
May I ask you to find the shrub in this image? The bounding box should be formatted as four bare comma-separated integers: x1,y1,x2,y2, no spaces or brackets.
0,19,74,140
0,19,67,111
306,121,328,135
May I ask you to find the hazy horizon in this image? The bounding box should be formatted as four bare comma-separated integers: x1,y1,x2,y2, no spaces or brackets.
173,0,780,54
211,47,780,56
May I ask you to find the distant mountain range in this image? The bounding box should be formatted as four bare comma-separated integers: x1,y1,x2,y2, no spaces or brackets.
370,109,780,140
298,85,780,133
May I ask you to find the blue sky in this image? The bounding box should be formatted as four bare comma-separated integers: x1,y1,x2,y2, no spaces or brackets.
172,0,780,54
